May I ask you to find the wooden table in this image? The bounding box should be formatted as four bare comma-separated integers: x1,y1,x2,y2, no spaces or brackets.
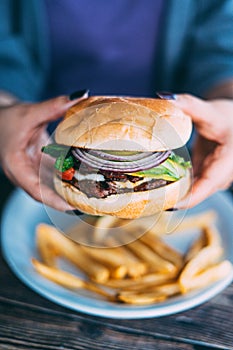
1,172,233,350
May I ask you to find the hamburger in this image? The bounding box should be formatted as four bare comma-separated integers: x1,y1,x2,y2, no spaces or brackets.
42,96,192,218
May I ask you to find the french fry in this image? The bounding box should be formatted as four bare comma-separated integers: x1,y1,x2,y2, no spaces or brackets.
180,260,233,292
36,225,59,267
36,224,110,283
109,265,128,279
120,281,180,297
139,232,184,270
101,271,177,289
184,222,221,263
80,245,126,269
104,237,148,278
117,247,148,278
33,210,231,306
93,215,119,242
117,282,180,304
122,234,177,274
32,258,115,301
172,210,217,233
203,224,221,247
145,282,180,296
136,211,217,237
184,231,206,263
117,292,166,305
179,245,223,293
66,247,110,283
81,243,148,279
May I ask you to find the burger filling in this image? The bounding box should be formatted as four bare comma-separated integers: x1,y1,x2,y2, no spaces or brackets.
42,144,191,199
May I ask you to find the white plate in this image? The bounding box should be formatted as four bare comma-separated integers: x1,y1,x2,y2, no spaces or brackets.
1,189,233,319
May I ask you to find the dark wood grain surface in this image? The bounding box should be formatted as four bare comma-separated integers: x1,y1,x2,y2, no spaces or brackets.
0,172,233,350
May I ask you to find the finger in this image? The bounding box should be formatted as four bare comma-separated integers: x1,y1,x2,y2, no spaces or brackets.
174,94,215,124
39,183,75,211
177,146,233,208
4,152,74,211
192,136,217,177
174,94,231,142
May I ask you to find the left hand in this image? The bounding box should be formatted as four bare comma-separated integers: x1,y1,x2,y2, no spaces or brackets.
0,96,84,211
174,94,233,208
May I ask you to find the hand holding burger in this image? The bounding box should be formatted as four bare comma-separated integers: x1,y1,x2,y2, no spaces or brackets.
0,93,88,211
175,94,233,209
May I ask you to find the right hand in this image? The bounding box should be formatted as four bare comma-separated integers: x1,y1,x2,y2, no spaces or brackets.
175,94,233,208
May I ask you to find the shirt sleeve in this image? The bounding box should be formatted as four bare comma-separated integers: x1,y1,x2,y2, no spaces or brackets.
179,0,233,96
0,0,49,101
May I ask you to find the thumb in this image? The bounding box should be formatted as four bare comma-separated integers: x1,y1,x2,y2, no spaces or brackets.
174,94,232,143
27,93,88,126
174,94,214,125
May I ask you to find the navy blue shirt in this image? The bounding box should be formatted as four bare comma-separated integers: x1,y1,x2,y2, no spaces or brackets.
44,0,163,98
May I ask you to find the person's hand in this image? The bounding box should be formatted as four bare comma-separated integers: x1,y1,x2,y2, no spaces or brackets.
175,94,233,208
0,95,86,211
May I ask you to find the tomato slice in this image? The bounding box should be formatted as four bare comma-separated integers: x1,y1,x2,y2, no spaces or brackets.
57,167,75,181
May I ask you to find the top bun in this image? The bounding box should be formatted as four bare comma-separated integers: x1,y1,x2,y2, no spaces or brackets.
55,96,192,151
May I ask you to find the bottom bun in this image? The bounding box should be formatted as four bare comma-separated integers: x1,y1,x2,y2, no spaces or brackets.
54,172,191,219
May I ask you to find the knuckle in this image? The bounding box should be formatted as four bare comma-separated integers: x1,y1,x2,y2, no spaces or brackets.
50,96,68,111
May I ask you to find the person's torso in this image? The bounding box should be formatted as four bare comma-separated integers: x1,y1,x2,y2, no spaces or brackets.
44,0,164,98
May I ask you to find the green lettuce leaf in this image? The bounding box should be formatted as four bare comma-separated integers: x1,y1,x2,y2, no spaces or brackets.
54,155,74,172
42,143,74,172
128,153,191,182
41,143,70,158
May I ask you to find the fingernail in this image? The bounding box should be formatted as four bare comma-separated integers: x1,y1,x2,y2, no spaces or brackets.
69,89,89,100
65,209,84,216
165,208,178,212
156,91,176,100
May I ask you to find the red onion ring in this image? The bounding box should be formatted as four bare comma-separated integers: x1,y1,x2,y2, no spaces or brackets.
89,150,152,161
72,148,171,172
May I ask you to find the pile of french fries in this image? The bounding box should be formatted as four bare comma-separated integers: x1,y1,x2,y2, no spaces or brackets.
32,210,233,305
